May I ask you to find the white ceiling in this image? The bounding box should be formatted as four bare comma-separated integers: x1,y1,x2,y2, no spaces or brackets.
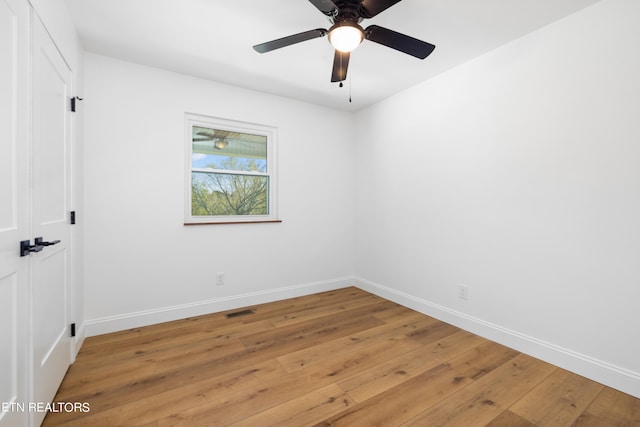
64,0,601,112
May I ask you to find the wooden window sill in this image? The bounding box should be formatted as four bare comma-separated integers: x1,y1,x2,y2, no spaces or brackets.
184,220,282,226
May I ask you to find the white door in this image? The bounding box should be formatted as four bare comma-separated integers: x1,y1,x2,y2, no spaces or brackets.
30,14,73,426
0,0,29,426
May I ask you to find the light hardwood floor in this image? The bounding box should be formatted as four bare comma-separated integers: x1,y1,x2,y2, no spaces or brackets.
43,287,640,426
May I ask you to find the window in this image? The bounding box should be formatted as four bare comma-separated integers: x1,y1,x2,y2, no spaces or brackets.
185,114,278,224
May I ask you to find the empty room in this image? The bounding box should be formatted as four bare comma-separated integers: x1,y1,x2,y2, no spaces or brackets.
1,0,639,425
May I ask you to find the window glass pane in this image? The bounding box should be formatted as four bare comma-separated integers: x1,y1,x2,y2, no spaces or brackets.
192,126,267,173
192,172,269,216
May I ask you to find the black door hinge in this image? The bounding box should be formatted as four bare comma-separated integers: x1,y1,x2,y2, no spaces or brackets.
70,211,76,225
70,96,83,112
70,323,76,337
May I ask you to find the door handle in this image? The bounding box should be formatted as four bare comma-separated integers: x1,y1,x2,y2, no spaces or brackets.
20,240,43,257
34,237,61,247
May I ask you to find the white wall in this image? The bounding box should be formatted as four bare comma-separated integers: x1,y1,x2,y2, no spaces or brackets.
83,54,356,333
354,0,640,397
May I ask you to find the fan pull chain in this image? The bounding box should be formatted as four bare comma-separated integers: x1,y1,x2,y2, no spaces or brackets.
339,52,344,88
349,67,352,103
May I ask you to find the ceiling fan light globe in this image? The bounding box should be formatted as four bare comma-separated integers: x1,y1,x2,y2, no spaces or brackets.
329,25,363,53
214,139,228,150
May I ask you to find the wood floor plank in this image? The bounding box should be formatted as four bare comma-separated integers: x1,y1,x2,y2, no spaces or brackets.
446,340,520,382
47,362,269,426
370,302,421,323
67,318,277,377
42,287,640,427
338,330,485,403
269,293,387,327
229,288,375,326
400,353,557,426
572,386,640,426
510,368,604,426
277,311,432,373
238,309,385,354
153,364,344,426
297,335,423,383
404,319,463,345
485,410,536,427
166,337,416,424
316,341,518,426
230,384,355,427
315,362,469,427
56,339,248,400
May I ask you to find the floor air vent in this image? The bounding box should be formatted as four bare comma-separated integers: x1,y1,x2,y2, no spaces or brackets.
225,309,255,319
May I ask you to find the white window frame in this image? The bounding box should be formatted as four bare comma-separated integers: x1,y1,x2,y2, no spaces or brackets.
184,113,279,224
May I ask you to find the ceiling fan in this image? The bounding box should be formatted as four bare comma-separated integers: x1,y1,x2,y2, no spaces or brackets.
193,128,232,150
253,0,436,83
193,128,266,155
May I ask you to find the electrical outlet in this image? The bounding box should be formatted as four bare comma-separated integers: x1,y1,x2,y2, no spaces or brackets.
216,272,225,286
458,284,469,300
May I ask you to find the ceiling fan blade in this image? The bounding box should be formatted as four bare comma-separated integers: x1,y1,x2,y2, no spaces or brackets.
359,0,402,18
308,0,339,16
193,137,214,141
253,28,327,53
365,25,435,59
331,50,350,82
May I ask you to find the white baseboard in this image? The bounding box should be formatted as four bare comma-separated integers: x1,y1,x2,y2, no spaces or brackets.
354,276,640,399
85,277,355,337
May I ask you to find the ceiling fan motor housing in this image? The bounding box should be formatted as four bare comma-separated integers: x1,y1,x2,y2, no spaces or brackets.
327,0,365,24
